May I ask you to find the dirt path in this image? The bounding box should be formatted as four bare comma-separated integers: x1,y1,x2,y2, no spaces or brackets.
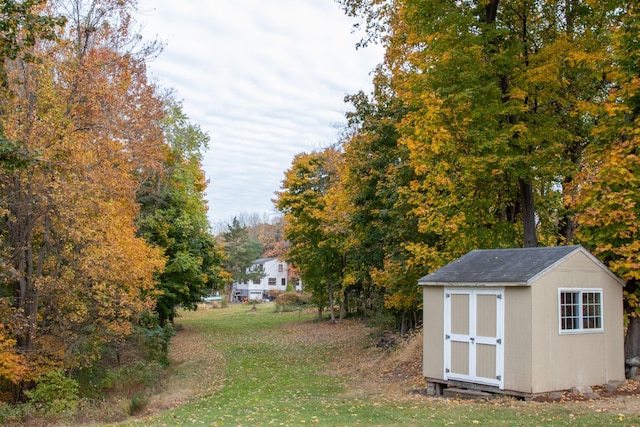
143,324,226,415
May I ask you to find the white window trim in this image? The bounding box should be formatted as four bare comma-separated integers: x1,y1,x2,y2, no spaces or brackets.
558,288,604,335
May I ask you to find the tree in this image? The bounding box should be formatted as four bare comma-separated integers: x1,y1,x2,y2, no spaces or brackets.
219,212,288,258
569,3,640,365
137,97,226,326
339,0,619,252
0,0,65,168
275,147,346,321
334,0,630,336
0,0,167,390
340,88,424,331
218,217,263,297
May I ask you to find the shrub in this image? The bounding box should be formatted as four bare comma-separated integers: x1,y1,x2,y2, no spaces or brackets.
99,361,164,396
275,292,312,312
129,392,149,416
24,369,79,415
0,401,30,425
141,323,175,366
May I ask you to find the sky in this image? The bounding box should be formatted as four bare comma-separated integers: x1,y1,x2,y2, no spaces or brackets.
136,0,384,227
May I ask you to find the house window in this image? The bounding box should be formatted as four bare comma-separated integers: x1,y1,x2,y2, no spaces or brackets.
253,278,260,284
278,264,284,272
281,278,286,287
268,278,276,286
559,289,603,333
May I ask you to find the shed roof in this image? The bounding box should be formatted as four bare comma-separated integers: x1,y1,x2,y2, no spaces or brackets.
418,245,623,287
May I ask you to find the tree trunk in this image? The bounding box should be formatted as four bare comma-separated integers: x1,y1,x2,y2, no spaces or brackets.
400,313,408,336
482,0,499,24
625,316,640,378
558,214,575,245
519,178,538,247
326,273,336,322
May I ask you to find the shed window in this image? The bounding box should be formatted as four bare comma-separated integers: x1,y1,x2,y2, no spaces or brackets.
559,289,603,333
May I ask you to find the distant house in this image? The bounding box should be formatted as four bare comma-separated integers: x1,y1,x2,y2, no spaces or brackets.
233,257,292,301
419,245,625,398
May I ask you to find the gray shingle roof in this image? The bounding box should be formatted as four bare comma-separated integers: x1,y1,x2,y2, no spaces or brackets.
418,245,583,286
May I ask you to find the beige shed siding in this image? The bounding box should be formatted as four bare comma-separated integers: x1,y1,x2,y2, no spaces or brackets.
529,251,625,393
503,287,533,393
423,286,444,379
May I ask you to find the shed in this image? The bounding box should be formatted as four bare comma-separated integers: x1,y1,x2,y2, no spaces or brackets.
419,245,625,398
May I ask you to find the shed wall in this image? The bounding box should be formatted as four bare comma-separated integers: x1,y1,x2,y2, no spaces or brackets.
423,286,444,380
530,252,625,393
503,287,533,393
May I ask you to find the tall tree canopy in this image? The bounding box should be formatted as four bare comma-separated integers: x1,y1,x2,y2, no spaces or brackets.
274,0,634,338
275,147,347,321
137,97,226,326
0,0,221,396
568,3,640,361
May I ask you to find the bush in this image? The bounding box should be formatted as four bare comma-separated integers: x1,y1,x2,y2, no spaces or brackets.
0,402,30,425
275,292,312,312
141,323,175,366
99,361,164,396
129,392,149,416
24,369,79,415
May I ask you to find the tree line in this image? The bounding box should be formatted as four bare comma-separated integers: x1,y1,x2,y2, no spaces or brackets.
275,0,640,351
0,0,231,411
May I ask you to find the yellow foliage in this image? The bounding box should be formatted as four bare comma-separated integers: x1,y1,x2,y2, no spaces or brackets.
0,326,27,384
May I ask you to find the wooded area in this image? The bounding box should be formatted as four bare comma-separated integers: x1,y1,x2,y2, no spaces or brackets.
0,0,228,412
275,0,640,341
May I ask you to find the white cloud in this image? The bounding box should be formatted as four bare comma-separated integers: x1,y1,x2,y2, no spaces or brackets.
138,0,384,224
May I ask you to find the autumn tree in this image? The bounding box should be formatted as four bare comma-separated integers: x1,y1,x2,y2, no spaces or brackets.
340,88,424,331
569,3,640,364
332,0,630,336
219,212,288,258
0,0,65,167
275,147,347,321
0,0,167,392
137,97,226,326
339,0,620,254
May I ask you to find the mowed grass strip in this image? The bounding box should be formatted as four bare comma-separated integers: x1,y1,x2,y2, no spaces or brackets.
115,303,640,427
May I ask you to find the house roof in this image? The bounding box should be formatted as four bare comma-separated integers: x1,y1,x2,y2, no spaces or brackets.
418,245,624,287
252,257,278,265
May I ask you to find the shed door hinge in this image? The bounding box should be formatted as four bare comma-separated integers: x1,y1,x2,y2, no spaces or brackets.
445,334,450,340
496,338,502,344
497,294,502,300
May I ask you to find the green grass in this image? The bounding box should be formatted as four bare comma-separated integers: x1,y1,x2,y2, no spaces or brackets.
112,303,640,427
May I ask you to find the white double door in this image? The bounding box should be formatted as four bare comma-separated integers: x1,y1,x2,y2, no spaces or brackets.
444,288,504,389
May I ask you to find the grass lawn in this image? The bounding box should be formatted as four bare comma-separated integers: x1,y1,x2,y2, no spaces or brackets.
112,303,640,427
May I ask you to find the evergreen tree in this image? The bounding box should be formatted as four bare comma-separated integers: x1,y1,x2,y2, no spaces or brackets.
219,217,264,294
